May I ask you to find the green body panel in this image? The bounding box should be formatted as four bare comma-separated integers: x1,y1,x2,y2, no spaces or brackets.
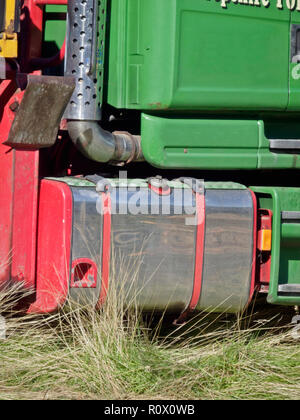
43,6,66,56
251,187,300,306
43,3,300,173
141,114,300,170
141,115,260,169
108,0,290,111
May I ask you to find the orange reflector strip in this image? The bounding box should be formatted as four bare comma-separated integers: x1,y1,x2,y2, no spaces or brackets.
258,229,272,252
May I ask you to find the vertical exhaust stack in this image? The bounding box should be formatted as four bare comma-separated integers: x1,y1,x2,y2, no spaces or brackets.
65,0,143,164
65,0,102,122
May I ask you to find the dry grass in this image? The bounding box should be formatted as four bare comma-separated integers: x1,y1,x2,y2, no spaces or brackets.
0,281,299,400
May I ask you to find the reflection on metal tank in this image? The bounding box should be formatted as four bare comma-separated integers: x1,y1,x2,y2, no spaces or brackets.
69,187,103,306
110,188,197,313
198,189,255,313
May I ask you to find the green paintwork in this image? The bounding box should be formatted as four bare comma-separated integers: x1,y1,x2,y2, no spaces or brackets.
107,1,300,170
108,0,290,111
251,186,300,306
43,6,66,56
142,115,260,170
43,2,300,173
141,114,300,170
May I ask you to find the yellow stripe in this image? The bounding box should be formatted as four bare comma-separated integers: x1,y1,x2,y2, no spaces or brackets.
0,0,18,58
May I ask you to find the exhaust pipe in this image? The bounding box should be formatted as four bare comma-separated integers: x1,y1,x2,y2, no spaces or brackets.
67,121,143,163
64,0,144,164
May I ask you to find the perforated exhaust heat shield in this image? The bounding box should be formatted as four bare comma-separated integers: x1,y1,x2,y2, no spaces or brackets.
64,0,107,121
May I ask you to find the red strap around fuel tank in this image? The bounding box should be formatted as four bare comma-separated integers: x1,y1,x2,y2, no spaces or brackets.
191,192,206,311
174,191,206,325
248,189,258,305
96,192,112,309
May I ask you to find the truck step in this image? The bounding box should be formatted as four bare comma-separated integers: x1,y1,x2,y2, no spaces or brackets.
281,212,300,222
278,284,300,295
269,139,300,151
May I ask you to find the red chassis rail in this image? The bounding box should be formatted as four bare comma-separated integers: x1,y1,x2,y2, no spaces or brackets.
0,0,59,302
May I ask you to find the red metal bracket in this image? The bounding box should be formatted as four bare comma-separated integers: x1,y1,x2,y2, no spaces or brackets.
71,258,98,289
248,190,258,303
256,208,273,292
148,184,171,196
33,0,67,4
174,190,206,325
96,192,112,309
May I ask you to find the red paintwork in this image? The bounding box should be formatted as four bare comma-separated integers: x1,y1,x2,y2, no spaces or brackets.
20,1,44,70
248,190,258,304
71,258,98,289
10,150,40,290
28,179,72,313
190,192,206,312
174,191,206,324
0,83,39,291
34,0,67,4
30,38,66,70
0,81,23,144
0,81,17,286
256,209,273,290
96,192,111,309
0,0,43,295
148,184,171,196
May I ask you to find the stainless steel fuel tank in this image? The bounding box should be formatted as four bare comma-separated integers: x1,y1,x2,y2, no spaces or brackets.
64,179,256,315
34,178,255,316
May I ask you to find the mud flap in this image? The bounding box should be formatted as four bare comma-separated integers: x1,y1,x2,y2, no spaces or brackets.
5,75,75,149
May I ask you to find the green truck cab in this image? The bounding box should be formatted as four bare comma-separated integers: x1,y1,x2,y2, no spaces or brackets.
106,0,300,169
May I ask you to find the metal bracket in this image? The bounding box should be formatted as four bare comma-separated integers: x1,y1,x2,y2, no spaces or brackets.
278,284,300,295
282,211,300,222
176,177,205,195
0,56,6,79
269,139,300,151
148,176,169,189
85,175,112,193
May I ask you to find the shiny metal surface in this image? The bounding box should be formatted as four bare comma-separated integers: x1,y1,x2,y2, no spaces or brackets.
67,184,255,314
281,211,300,221
0,57,6,79
69,185,197,312
278,284,300,294
269,139,300,150
197,190,254,313
64,0,144,164
110,189,196,313
68,120,143,163
64,0,106,120
69,187,103,305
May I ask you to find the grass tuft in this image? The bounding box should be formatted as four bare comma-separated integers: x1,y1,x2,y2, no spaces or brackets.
0,281,299,400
